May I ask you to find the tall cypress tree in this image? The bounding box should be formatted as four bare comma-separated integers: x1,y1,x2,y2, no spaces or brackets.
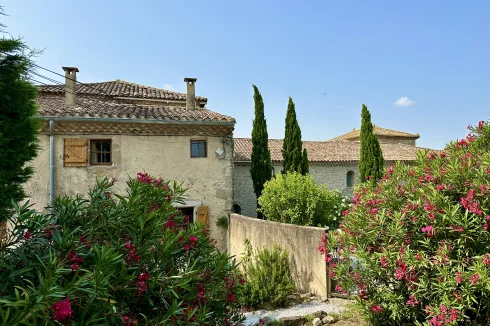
359,104,384,183
250,85,272,218
300,148,309,175
0,12,40,222
282,97,303,174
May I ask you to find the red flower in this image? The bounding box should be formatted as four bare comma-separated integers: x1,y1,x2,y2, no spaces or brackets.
123,315,138,326
137,271,151,282
370,304,383,313
227,292,235,303
51,298,72,322
189,235,198,246
164,219,176,229
24,230,31,239
71,263,79,271
68,251,83,265
137,281,148,296
421,225,434,237
259,318,265,324
470,274,480,285
184,244,191,252
406,295,419,307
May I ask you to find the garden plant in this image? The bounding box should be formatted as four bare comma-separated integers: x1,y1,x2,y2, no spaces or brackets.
0,173,244,325
259,172,349,229
318,121,490,325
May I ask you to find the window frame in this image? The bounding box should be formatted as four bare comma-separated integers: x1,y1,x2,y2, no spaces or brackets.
89,139,112,165
190,140,207,158
346,170,355,188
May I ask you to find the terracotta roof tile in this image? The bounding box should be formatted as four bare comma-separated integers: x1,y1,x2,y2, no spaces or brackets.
234,138,434,163
37,96,234,123
37,80,207,102
329,126,420,141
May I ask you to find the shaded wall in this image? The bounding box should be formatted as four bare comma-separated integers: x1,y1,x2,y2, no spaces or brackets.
229,214,328,296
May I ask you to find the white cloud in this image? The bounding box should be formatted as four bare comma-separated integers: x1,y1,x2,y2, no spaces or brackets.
394,96,415,107
163,83,174,91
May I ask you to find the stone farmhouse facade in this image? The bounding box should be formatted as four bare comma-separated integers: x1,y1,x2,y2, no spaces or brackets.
233,128,426,218
26,67,234,251
24,66,434,248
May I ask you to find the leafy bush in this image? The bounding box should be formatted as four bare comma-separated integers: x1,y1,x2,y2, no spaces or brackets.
318,121,490,325
258,172,348,229
241,239,296,308
216,216,229,230
0,173,244,325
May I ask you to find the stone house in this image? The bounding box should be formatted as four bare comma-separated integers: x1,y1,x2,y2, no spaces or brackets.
233,129,430,217
26,67,235,251
329,125,420,146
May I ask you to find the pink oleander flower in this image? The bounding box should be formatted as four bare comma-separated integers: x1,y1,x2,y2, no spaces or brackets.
370,304,383,313
406,295,420,307
51,298,72,322
421,225,434,237
470,274,480,285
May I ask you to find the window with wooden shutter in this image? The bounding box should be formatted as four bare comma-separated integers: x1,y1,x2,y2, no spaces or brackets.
197,206,208,225
64,138,88,167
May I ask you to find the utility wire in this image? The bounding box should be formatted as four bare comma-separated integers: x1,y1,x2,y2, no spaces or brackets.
33,64,106,95
30,72,77,91
29,78,78,97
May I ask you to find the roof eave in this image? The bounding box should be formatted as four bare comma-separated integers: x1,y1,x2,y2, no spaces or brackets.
37,116,236,126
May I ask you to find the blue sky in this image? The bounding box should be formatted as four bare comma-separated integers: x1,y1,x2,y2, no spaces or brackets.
2,1,489,149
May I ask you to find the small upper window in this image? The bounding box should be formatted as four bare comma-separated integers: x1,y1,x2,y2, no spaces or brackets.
191,140,207,158
90,140,111,165
346,170,355,187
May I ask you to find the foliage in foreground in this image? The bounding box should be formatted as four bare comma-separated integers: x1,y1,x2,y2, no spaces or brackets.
0,174,244,325
0,11,40,222
319,121,490,325
240,239,296,308
258,172,349,229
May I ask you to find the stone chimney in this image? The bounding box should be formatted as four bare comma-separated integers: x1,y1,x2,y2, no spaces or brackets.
62,67,79,105
184,77,197,110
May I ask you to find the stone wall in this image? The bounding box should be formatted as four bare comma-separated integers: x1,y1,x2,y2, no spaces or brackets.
233,164,360,218
24,133,233,251
229,214,328,296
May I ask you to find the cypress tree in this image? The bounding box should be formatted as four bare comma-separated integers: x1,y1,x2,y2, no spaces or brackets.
282,97,303,174
250,85,272,218
0,17,40,222
359,104,384,183
300,148,309,175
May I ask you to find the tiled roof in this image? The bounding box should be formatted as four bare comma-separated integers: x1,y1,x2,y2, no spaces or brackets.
37,96,234,123
37,80,207,102
329,126,420,141
234,138,434,163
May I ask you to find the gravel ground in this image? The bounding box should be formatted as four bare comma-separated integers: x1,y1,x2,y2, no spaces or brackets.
243,299,349,325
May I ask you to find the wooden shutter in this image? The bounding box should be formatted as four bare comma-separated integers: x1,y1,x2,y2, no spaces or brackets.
197,206,209,225
64,138,87,167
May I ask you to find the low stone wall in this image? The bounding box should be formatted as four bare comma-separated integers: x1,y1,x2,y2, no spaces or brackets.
229,214,328,297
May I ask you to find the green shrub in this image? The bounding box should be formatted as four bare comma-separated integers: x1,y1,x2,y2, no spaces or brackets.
258,172,348,228
0,173,244,325
216,216,229,230
241,239,296,308
318,120,490,325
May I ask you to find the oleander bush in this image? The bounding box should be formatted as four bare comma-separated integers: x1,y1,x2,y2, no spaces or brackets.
258,172,349,229
318,121,490,325
0,173,244,325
